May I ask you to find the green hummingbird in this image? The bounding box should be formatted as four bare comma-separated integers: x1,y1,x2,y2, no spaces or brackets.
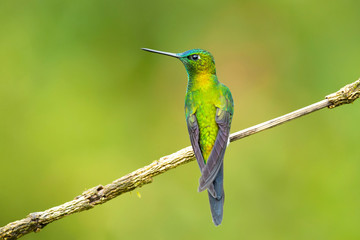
142,48,234,226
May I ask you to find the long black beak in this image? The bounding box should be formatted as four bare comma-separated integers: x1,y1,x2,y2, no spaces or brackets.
142,48,179,58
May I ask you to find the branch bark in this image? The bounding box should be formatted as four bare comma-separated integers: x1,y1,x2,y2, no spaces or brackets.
1,79,359,240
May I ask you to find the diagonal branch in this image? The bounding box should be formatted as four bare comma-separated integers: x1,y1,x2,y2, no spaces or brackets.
1,79,359,240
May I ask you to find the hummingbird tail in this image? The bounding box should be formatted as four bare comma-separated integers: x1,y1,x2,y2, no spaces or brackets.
207,163,224,226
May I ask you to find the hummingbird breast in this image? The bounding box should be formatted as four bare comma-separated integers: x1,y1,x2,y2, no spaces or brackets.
186,73,221,163
196,101,218,162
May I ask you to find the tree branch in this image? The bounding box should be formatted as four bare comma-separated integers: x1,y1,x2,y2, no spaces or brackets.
1,79,359,240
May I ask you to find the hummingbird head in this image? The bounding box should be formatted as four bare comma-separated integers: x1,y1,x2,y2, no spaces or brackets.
142,48,216,76
178,49,216,76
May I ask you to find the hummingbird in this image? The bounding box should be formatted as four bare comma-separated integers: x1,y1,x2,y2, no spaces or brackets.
142,48,234,226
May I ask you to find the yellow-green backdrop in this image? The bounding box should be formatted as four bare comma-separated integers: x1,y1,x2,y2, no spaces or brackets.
1,1,360,239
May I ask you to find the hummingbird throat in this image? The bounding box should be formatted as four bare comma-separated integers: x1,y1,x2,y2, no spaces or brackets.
188,72,218,90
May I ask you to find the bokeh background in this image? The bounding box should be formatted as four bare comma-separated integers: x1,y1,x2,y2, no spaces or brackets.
1,1,360,239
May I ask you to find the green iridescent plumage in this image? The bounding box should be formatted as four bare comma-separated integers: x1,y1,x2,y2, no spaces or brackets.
142,48,234,226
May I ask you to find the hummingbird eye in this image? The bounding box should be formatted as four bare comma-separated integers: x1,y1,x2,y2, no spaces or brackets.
188,54,200,61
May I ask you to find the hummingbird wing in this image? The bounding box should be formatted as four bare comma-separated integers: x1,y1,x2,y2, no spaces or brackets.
187,114,217,198
198,108,232,192
187,114,205,169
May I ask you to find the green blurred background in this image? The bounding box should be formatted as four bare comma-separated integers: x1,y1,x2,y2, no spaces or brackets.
1,0,360,239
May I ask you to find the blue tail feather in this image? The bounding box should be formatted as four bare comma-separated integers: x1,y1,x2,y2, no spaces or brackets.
207,163,224,226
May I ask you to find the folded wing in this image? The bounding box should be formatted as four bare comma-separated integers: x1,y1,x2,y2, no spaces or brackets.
186,114,217,197
198,108,231,192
